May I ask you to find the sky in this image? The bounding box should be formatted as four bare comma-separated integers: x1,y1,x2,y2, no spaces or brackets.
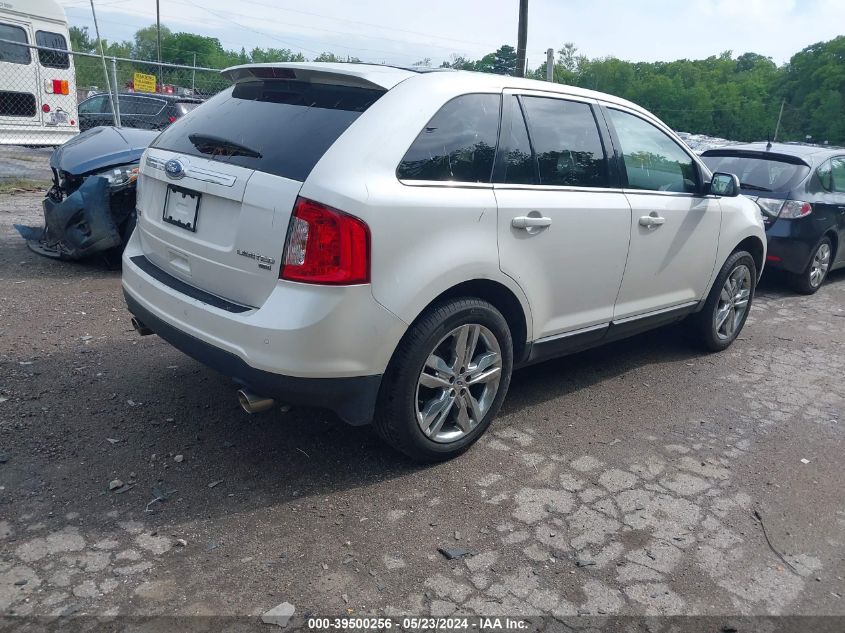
59,0,845,68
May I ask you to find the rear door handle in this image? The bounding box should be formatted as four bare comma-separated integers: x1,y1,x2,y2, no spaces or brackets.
512,216,552,229
639,214,666,229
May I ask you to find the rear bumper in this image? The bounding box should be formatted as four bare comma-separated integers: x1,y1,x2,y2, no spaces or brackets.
765,218,830,274
121,229,407,425
124,290,382,425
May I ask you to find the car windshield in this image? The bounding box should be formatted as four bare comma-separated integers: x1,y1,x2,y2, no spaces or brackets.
701,153,810,192
150,80,383,181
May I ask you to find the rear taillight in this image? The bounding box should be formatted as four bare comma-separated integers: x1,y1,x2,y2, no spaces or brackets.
46,79,69,95
168,115,177,123
756,197,812,219
281,197,370,285
780,200,812,218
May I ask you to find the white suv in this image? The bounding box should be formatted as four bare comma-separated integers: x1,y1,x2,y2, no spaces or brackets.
122,63,765,461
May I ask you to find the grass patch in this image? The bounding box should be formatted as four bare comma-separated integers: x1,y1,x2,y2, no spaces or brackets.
0,178,51,194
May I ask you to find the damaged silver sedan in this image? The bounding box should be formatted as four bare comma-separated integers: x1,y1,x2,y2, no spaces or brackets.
15,126,158,261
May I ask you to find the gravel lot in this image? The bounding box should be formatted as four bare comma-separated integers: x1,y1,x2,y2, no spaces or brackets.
1,191,844,623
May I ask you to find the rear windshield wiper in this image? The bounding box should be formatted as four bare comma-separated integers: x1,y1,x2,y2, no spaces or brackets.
188,133,262,159
738,182,772,192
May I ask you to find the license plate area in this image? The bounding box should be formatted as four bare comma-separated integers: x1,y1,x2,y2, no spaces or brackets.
162,185,201,232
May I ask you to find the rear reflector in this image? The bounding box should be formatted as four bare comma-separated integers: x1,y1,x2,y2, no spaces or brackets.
281,197,370,285
766,255,782,262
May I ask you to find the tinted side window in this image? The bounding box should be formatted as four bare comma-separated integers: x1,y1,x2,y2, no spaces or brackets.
498,95,536,184
0,24,30,65
35,31,69,69
397,94,500,183
831,158,845,193
607,108,698,193
521,96,607,187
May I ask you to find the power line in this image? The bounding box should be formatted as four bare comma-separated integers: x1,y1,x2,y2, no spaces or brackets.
168,0,493,56
150,0,469,62
213,0,500,50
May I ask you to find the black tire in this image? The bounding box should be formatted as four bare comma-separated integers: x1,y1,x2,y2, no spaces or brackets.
688,250,757,352
374,298,513,462
789,237,832,295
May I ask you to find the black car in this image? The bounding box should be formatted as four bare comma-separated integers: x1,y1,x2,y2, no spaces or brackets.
15,126,158,261
702,143,845,293
77,92,202,132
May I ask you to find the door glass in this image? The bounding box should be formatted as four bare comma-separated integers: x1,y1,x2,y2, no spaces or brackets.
397,93,500,183
519,96,607,187
119,95,165,115
816,160,833,191
607,108,698,193
831,158,845,193
0,24,30,64
498,95,536,184
35,31,69,69
78,95,106,113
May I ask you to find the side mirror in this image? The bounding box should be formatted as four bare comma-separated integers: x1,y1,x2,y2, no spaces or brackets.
709,172,740,197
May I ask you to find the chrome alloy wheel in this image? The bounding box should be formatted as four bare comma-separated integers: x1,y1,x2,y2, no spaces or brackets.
714,264,752,341
415,323,502,444
809,242,831,288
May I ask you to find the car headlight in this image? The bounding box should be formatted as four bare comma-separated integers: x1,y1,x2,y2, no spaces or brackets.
93,163,140,188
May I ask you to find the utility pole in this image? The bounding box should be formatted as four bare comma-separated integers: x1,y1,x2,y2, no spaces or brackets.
89,0,117,123
191,52,196,93
515,0,528,77
156,0,162,88
545,47,554,82
773,98,785,142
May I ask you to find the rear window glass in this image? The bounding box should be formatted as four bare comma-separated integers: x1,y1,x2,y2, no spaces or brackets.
151,80,383,181
0,91,36,117
36,31,69,69
701,154,810,192
176,102,199,116
0,24,30,65
397,93,501,183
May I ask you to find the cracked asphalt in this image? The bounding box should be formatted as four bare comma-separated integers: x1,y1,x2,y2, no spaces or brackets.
1,191,844,622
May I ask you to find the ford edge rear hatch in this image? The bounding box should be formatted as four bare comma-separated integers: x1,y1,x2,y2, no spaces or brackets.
135,64,405,307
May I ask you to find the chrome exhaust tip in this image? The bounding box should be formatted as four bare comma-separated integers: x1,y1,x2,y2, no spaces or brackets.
237,388,275,414
131,316,154,336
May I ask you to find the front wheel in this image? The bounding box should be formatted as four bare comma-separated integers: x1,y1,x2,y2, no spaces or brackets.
790,237,832,295
374,298,513,462
688,250,757,352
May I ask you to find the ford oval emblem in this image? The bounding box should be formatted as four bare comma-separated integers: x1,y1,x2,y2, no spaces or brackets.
164,158,185,179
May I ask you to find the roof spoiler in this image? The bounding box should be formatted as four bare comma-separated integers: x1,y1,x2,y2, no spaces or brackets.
701,148,810,167
221,64,399,91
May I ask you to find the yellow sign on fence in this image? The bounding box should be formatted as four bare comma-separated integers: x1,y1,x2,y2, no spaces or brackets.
133,72,157,93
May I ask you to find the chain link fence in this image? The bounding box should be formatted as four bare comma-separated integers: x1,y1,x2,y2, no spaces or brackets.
0,38,231,151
